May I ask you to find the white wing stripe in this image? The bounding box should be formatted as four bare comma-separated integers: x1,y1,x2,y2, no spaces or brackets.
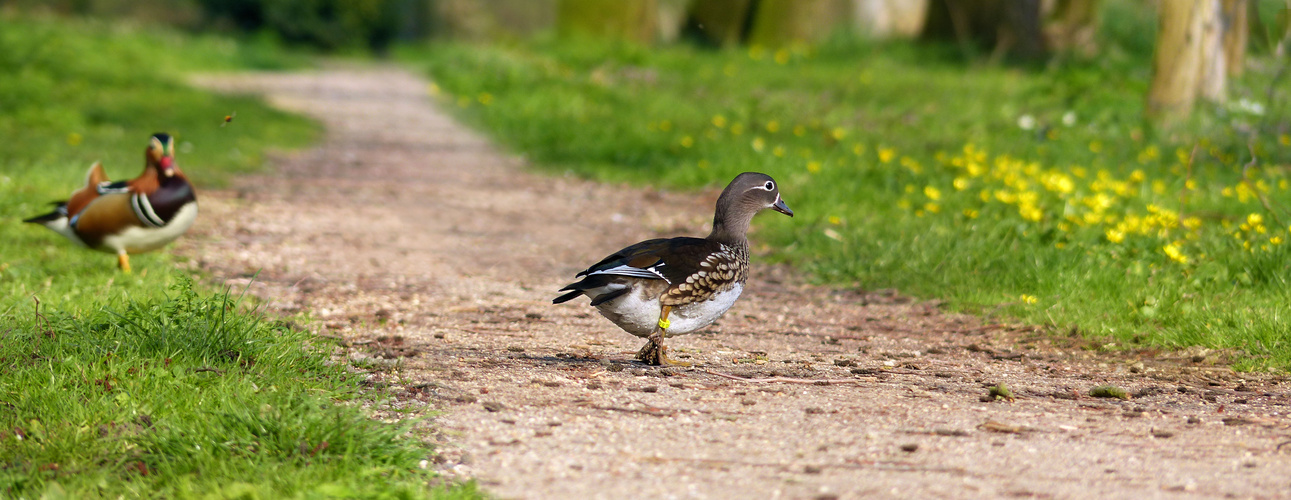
586,264,669,282
131,194,166,228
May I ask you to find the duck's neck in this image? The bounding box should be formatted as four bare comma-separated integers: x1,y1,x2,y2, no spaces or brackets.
707,204,751,249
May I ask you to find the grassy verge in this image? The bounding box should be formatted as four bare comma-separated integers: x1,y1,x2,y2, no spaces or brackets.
1,13,473,498
397,2,1291,370
2,281,476,498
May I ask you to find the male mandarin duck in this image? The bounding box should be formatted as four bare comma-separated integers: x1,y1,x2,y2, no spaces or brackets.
24,133,198,272
554,172,793,366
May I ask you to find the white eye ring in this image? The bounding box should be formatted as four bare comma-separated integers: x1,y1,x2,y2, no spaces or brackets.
763,181,775,191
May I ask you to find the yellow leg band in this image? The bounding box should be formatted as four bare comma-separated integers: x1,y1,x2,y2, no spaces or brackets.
657,317,670,330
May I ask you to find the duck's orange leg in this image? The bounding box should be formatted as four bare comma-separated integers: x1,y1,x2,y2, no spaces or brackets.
117,252,131,273
636,305,691,366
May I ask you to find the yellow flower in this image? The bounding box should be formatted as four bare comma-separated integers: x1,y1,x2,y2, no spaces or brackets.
751,137,766,152
1128,170,1145,182
793,125,806,137
807,161,822,173
1185,179,1197,190
1105,229,1125,243
477,92,493,106
1247,213,1263,226
878,148,895,164
66,133,82,146
774,49,790,64
924,202,941,214
963,209,979,219
1137,145,1160,163
923,185,941,201
711,115,727,128
765,120,780,133
697,159,710,169
1271,236,1284,245
427,83,441,96
1281,134,1291,146
953,177,970,191
1163,243,1189,264
679,136,694,148
748,45,766,60
729,123,744,135
1182,217,1202,230
1020,294,1037,305
659,120,672,132
828,216,841,225
831,127,847,140
772,146,785,157
852,144,865,156
1089,140,1103,153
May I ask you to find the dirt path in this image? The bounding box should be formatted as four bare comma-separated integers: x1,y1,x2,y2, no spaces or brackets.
188,68,1291,499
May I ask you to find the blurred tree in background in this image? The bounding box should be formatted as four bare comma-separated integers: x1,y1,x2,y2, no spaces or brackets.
3,0,1287,124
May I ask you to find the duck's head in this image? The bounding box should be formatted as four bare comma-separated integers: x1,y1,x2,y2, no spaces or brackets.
722,172,793,218
146,133,177,177
709,172,793,243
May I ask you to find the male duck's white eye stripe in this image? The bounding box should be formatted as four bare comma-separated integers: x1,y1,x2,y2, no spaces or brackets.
132,193,166,228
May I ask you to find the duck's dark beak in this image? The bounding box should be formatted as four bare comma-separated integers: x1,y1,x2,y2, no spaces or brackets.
772,197,793,217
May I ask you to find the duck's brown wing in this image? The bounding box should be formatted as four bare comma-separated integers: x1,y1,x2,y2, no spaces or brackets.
65,162,109,219
555,237,731,306
70,193,142,249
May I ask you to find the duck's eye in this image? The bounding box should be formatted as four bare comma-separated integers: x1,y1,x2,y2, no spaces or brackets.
763,181,775,191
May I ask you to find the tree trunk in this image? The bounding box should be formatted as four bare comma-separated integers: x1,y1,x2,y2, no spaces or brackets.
1043,0,1100,56
1197,0,1225,102
1220,0,1247,75
557,0,659,44
428,0,556,40
1146,0,1221,123
655,0,691,43
746,0,851,47
685,0,754,46
921,0,1047,60
851,0,930,39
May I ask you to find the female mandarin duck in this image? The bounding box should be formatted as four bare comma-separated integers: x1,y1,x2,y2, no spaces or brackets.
24,133,198,272
554,172,792,366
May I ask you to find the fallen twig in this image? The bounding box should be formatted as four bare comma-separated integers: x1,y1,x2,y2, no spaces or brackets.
193,367,226,375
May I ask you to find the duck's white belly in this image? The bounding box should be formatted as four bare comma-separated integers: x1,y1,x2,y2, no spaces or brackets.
597,283,743,337
102,203,198,254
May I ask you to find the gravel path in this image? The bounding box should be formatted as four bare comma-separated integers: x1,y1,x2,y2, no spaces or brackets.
188,67,1291,500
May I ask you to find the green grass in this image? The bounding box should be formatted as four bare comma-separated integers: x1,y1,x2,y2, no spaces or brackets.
397,2,1291,371
2,281,476,498
1,13,475,498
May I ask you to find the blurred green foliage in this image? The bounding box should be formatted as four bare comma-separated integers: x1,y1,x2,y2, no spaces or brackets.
196,0,407,51
3,0,412,51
